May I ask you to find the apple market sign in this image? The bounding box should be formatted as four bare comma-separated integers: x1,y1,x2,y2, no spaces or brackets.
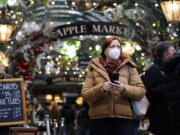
52,22,134,39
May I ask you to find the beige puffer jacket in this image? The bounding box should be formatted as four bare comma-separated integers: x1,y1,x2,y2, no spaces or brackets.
81,56,146,120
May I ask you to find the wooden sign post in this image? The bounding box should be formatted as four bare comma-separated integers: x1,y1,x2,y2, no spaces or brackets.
0,78,27,126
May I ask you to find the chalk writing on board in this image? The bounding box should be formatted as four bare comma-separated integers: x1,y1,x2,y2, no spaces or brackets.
0,78,26,126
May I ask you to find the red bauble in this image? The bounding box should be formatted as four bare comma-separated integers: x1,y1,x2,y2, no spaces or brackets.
152,52,157,57
30,33,43,41
22,62,29,68
20,69,27,74
16,65,21,70
38,41,45,47
34,47,41,54
24,75,32,80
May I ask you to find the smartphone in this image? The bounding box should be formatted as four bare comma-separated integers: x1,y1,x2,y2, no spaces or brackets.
109,72,119,83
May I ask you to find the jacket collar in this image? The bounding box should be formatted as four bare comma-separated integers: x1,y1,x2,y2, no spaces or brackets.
89,55,136,81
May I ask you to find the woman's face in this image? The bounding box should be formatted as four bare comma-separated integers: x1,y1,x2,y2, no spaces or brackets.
104,40,121,57
164,46,176,59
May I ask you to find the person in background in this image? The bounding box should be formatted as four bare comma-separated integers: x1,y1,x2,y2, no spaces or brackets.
162,50,180,135
81,36,146,135
35,103,49,135
77,102,90,135
50,101,60,121
143,41,176,135
60,103,75,135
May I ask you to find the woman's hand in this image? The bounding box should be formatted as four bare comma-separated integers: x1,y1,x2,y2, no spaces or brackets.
111,81,125,92
101,82,113,93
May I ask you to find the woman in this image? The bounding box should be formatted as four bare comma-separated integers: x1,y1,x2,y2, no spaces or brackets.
162,50,180,135
143,41,176,135
81,36,146,135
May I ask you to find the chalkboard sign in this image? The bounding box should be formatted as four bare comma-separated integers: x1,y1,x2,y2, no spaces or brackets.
0,78,27,126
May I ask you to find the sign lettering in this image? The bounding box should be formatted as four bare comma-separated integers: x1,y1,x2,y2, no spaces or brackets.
52,22,134,39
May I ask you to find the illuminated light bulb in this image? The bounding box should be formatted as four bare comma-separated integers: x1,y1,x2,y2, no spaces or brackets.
7,46,11,49
72,2,76,6
141,53,145,56
56,70,60,74
79,35,84,40
76,97,83,105
155,3,159,7
46,94,53,101
113,3,117,6
95,45,100,51
55,57,59,61
135,3,138,6
135,45,141,51
141,63,145,66
54,95,62,102
47,55,52,59
94,36,98,39
15,21,18,24
93,2,97,6
136,22,140,26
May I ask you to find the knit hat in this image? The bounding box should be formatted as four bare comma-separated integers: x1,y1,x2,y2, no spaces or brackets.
156,41,173,58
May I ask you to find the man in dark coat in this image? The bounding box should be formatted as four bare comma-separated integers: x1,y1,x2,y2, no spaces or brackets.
143,41,176,135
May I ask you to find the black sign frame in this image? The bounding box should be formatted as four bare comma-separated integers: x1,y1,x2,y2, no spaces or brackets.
0,78,27,126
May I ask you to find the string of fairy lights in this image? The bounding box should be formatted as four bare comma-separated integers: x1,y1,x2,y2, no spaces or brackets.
0,0,179,79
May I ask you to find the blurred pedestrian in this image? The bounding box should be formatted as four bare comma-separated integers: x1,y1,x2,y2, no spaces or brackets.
162,49,180,135
77,103,90,135
60,103,75,135
143,41,176,135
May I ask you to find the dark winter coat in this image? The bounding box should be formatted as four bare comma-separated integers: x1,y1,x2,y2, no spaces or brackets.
60,104,75,125
77,107,90,128
143,59,173,135
162,51,180,135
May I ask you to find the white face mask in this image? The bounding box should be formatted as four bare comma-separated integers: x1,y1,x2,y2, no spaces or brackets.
108,48,120,59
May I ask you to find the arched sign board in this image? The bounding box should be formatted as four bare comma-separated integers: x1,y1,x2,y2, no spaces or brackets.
52,22,134,39
0,78,27,126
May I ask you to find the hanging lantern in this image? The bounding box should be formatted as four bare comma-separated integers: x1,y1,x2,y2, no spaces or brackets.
0,9,14,43
160,0,180,22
